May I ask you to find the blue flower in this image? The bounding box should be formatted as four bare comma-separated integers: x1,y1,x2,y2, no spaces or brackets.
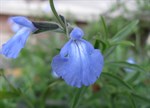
51,27,104,88
0,16,36,58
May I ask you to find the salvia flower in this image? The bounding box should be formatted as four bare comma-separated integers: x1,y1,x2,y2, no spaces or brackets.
0,16,36,58
51,27,104,88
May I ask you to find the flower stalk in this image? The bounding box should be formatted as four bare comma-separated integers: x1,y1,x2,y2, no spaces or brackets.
49,0,66,32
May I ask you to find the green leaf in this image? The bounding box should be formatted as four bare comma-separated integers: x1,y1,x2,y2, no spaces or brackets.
41,79,62,101
102,72,133,90
100,16,109,39
111,41,135,47
111,20,139,43
132,93,150,103
59,15,65,24
124,71,140,83
0,91,19,99
94,39,100,49
128,94,136,108
104,46,116,58
59,15,73,34
71,87,87,108
94,39,107,52
105,61,147,73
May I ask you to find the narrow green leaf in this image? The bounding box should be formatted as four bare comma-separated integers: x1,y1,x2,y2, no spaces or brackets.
0,91,19,99
128,94,136,108
41,79,61,101
59,15,65,24
132,93,150,103
111,41,135,47
56,48,61,52
101,16,109,39
105,61,147,73
71,87,87,108
104,46,116,58
111,20,139,43
94,39,107,52
102,72,133,90
124,71,140,83
59,15,73,35
94,39,100,49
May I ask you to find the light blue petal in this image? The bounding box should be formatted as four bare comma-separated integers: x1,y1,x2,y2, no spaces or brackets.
1,27,32,58
70,27,84,40
51,39,104,88
8,18,21,32
80,39,94,54
60,40,71,59
11,24,21,33
10,16,36,30
86,49,104,84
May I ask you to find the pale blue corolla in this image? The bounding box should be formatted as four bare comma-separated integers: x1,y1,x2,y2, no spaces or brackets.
51,27,104,88
8,18,21,32
0,16,36,58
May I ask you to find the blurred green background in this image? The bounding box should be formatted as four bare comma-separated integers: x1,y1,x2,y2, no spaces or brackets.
0,0,150,108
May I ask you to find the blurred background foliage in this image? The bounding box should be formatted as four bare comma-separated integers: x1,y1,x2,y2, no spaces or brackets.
0,0,150,108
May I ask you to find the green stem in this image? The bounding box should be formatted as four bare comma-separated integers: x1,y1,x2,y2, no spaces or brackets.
49,0,66,31
64,18,69,37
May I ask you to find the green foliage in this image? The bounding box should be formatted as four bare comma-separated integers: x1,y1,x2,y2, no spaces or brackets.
0,0,150,108
111,20,139,43
71,87,87,108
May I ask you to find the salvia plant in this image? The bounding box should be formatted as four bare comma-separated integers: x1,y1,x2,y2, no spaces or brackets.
0,0,149,108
